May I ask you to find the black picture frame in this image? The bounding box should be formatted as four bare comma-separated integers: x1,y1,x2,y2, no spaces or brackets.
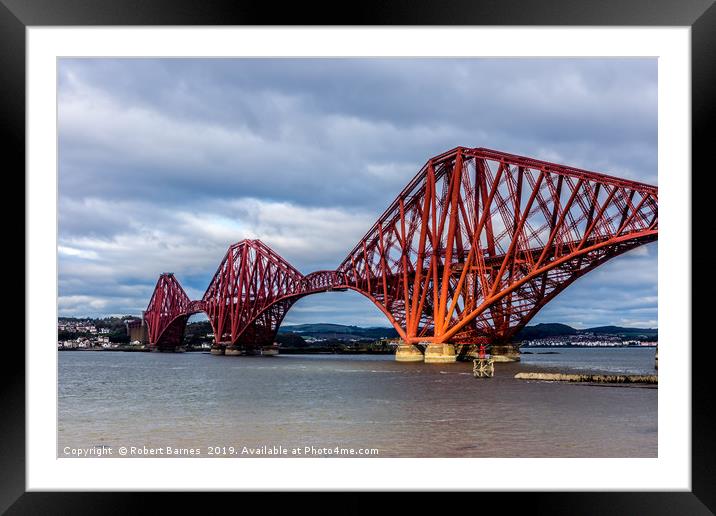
3,0,713,512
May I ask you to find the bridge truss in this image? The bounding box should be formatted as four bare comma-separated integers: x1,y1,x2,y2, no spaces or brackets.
143,147,657,354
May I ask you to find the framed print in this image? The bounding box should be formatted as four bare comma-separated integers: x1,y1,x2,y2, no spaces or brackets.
4,0,714,512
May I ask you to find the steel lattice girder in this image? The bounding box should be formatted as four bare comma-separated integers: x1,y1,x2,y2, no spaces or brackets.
144,273,193,349
144,147,658,348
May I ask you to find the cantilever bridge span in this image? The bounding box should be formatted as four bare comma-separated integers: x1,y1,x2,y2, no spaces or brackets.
144,147,658,362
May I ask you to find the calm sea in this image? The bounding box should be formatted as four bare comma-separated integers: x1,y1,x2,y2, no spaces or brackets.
58,347,657,458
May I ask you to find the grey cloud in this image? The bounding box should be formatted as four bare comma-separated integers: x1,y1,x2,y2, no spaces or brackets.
59,58,657,209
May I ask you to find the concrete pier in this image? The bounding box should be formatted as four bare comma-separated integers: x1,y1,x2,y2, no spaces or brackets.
151,345,185,353
395,342,424,362
261,344,279,356
211,344,279,356
455,344,492,362
490,344,521,362
423,343,457,363
454,344,476,361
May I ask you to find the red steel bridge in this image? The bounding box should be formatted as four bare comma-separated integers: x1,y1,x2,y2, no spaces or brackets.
144,147,658,362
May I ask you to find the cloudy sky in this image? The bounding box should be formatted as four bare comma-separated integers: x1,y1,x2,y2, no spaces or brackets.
58,58,657,329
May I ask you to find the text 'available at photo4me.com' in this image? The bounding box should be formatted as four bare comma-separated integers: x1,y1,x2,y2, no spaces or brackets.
61,444,381,457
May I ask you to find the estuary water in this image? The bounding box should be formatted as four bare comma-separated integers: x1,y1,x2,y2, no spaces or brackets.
58,348,657,458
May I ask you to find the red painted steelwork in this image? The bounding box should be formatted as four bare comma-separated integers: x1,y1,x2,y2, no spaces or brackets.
144,273,203,351
202,239,304,348
144,147,658,350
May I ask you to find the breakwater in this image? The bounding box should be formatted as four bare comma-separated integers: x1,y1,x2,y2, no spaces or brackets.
515,372,657,384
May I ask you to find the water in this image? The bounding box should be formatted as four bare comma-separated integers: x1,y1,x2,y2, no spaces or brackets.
58,348,657,458
520,347,658,375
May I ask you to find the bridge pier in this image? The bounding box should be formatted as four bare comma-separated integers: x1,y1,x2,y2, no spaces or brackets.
262,344,279,356
395,342,424,362
210,345,225,355
224,345,261,356
424,343,457,363
490,344,521,362
225,345,242,356
455,344,482,361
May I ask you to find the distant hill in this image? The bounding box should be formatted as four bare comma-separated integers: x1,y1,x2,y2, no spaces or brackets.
282,323,362,334
516,323,657,340
280,323,398,340
584,325,658,336
278,322,657,342
514,323,577,340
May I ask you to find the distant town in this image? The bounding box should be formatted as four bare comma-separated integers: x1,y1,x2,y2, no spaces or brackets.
516,322,657,348
57,317,657,353
58,317,147,351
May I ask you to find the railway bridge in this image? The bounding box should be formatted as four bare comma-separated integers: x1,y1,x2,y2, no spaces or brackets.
144,147,658,363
